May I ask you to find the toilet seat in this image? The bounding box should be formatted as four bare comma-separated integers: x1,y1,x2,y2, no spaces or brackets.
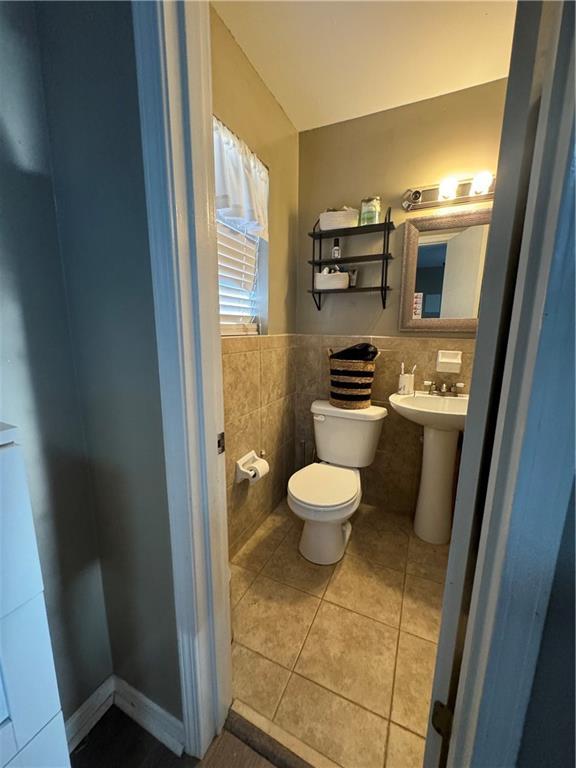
288,463,361,522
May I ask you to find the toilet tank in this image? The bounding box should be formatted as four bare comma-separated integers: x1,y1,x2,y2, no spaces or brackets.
311,400,387,467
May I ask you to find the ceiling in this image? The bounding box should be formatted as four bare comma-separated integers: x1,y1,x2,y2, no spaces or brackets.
212,1,516,132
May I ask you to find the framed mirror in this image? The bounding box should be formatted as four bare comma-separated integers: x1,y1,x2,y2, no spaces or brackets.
399,209,491,332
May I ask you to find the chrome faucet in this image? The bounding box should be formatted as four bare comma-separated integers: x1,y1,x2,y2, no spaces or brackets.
424,381,465,397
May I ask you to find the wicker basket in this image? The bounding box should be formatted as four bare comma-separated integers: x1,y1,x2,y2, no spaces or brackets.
328,352,379,409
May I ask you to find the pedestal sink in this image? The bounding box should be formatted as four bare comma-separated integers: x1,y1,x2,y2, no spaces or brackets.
389,392,469,544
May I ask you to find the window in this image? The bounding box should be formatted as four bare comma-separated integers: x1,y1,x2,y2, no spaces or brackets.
216,217,260,335
213,117,268,335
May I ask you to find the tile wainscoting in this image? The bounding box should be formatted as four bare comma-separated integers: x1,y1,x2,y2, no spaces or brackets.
294,335,476,514
222,335,298,555
222,334,475,554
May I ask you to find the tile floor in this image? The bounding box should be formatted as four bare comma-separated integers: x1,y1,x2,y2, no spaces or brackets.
230,500,449,768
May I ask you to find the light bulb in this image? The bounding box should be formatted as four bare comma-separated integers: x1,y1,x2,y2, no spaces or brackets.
471,171,493,195
438,177,459,201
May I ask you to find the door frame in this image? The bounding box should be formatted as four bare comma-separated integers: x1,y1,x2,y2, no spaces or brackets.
132,1,231,758
425,2,574,765
132,0,573,762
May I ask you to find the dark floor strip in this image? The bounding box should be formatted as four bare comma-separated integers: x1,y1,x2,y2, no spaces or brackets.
224,710,313,768
200,731,273,767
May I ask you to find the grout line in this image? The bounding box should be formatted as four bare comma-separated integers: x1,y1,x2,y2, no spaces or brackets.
232,641,292,673
271,578,324,723
271,672,293,724
387,719,428,741
234,519,441,639
289,669,390,723
232,498,441,759
319,596,401,635
387,541,410,727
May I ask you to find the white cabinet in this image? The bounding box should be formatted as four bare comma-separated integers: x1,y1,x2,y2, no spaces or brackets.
0,442,43,619
6,714,69,768
0,425,70,768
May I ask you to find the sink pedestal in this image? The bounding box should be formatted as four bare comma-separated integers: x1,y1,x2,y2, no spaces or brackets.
414,427,459,544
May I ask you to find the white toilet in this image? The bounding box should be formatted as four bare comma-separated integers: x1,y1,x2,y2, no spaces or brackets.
287,400,387,565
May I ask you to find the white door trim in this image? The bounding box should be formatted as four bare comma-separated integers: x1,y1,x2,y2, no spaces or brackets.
426,3,573,765
131,1,231,758
447,4,574,764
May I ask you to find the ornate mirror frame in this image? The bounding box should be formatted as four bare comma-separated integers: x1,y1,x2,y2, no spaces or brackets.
399,208,491,333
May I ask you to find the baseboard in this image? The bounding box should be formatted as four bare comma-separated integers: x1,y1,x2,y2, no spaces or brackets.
65,676,115,752
113,676,184,756
65,675,185,757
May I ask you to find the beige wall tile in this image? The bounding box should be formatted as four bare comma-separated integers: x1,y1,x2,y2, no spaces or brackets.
225,410,261,489
361,448,420,514
232,644,290,719
275,674,388,768
386,723,425,768
227,472,272,555
222,332,473,557
261,347,298,405
392,632,437,736
296,334,324,348
295,393,318,442
223,350,261,424
233,576,319,668
221,336,260,354
325,554,403,627
296,602,397,717
295,346,323,395
353,503,412,534
322,335,372,349
261,395,295,454
402,575,444,643
260,334,299,350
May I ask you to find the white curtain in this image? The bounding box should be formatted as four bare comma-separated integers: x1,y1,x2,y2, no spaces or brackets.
213,117,269,241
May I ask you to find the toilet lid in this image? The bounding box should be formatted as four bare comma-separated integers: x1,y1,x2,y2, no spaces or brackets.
288,464,359,508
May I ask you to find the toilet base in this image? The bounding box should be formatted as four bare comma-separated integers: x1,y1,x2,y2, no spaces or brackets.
299,519,352,565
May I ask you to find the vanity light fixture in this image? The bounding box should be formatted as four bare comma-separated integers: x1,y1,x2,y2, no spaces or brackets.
470,170,494,196
402,172,496,210
438,176,459,201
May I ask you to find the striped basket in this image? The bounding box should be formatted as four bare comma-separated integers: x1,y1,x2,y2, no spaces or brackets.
328,351,379,410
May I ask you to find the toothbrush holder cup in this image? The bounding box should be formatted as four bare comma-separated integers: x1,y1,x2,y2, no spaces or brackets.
398,373,415,395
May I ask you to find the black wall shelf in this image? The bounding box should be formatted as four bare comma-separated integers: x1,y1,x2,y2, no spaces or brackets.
307,253,393,267
308,207,395,310
308,220,395,239
308,286,392,296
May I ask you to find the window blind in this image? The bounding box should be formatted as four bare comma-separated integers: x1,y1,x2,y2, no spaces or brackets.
217,218,260,335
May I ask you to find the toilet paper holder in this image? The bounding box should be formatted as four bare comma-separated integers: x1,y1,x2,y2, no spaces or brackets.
235,450,270,484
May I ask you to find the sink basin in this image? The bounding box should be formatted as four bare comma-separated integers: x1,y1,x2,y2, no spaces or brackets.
389,392,468,431
389,391,469,545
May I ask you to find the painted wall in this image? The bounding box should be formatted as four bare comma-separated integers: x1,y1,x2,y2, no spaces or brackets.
210,7,299,334
0,2,112,717
36,1,181,718
297,79,507,336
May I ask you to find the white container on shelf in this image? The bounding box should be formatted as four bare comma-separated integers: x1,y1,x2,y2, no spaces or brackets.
314,271,350,290
319,209,359,231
